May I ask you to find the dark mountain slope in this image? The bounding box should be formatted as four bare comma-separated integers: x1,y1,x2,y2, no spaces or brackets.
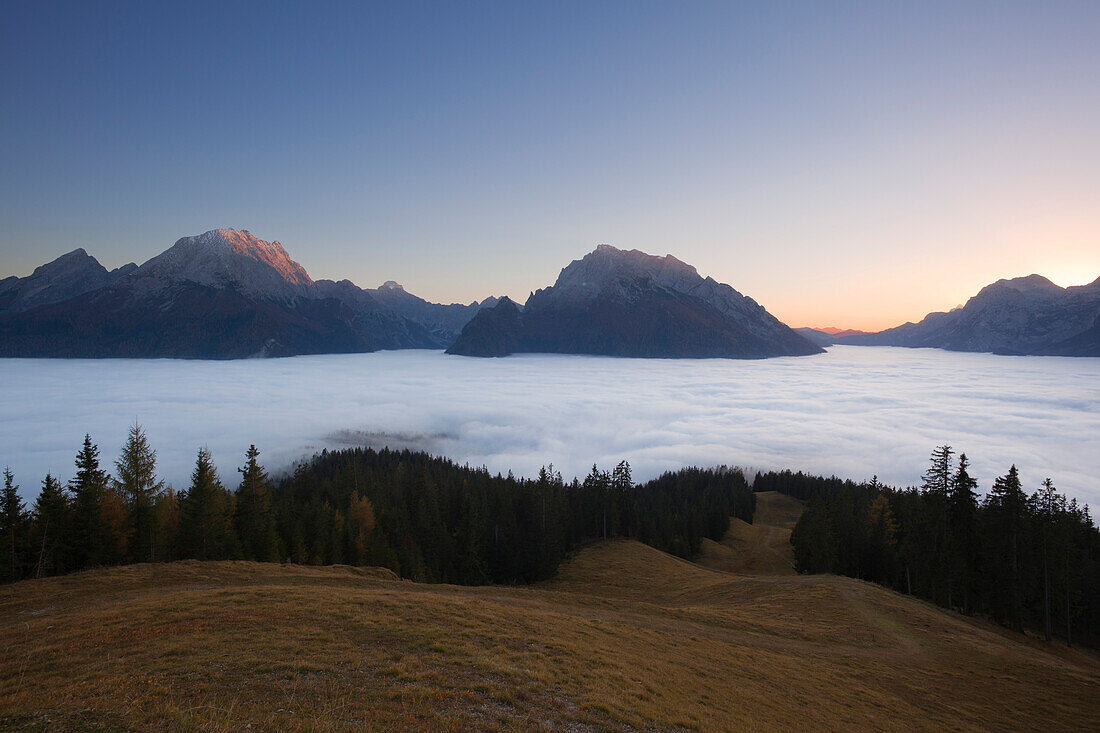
315,279,496,347
0,229,477,358
794,327,836,347
448,245,822,359
0,283,375,358
0,248,137,314
841,274,1100,356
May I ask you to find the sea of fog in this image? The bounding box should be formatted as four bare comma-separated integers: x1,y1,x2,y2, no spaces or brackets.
1,346,1097,507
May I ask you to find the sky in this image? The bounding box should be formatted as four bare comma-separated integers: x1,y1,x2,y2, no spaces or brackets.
1,1,1098,330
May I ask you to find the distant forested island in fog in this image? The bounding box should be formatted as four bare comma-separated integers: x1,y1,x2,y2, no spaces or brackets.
1,228,1097,359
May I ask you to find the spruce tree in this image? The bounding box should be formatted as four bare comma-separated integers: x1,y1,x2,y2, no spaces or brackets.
70,434,110,570
864,491,899,583
1033,478,1060,642
114,424,164,563
179,447,236,560
985,465,1028,631
791,495,838,573
234,445,280,562
1,467,27,583
920,445,954,606
32,473,70,578
949,454,980,614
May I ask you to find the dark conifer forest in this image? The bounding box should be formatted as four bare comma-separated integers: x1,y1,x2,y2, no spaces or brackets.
4,431,1097,647
761,446,1100,646
0,429,752,588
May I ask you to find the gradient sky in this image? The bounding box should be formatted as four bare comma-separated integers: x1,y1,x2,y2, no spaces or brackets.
2,1,1098,330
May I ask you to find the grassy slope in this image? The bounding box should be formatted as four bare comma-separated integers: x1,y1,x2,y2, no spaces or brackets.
0,499,1097,731
697,490,801,575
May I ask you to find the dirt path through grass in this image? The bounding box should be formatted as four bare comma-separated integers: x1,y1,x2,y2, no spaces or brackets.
697,490,802,575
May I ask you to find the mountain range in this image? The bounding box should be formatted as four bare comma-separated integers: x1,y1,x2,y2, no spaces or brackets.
3,231,1097,359
0,229,496,358
838,274,1100,356
447,245,823,358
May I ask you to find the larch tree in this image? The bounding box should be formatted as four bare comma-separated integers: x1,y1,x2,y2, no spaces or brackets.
347,490,376,566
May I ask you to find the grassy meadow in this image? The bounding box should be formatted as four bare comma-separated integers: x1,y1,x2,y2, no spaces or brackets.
1,493,1097,731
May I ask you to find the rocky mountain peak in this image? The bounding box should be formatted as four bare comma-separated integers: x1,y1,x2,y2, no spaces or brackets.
997,274,1060,292
549,245,702,303
28,248,100,277
449,247,821,359
136,229,314,301
380,280,405,292
0,248,113,313
189,229,313,286
970,274,1063,306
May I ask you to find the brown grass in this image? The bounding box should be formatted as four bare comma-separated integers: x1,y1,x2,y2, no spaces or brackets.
1,503,1098,731
697,491,801,576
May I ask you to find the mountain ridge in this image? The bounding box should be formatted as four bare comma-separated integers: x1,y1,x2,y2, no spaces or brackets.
0,248,137,314
448,245,822,359
0,229,497,358
840,273,1100,356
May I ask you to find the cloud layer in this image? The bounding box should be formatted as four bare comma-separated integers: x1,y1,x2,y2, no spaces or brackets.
2,347,1098,508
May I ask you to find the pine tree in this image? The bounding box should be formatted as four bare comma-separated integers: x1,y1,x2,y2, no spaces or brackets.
179,447,236,560
114,424,164,563
69,434,111,570
32,473,70,578
234,445,280,562
1,468,27,583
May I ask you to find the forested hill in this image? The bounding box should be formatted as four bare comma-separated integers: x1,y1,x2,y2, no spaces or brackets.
1,434,754,587
758,452,1100,647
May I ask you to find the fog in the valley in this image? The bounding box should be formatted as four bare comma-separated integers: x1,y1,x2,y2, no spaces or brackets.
1,347,1097,507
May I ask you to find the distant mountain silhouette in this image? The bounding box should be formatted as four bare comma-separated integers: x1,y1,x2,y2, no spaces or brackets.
0,249,136,314
0,229,497,358
793,327,837,347
839,274,1100,356
447,245,822,359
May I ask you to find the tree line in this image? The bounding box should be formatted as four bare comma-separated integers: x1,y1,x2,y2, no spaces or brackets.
1,426,755,586
770,446,1099,647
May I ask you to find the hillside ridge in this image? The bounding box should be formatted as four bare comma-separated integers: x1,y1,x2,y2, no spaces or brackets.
2,540,1097,731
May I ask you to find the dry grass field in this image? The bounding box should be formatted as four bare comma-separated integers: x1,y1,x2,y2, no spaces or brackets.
2,493,1098,731
697,491,801,576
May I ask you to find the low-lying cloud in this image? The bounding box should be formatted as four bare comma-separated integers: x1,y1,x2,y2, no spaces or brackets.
2,347,1098,508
